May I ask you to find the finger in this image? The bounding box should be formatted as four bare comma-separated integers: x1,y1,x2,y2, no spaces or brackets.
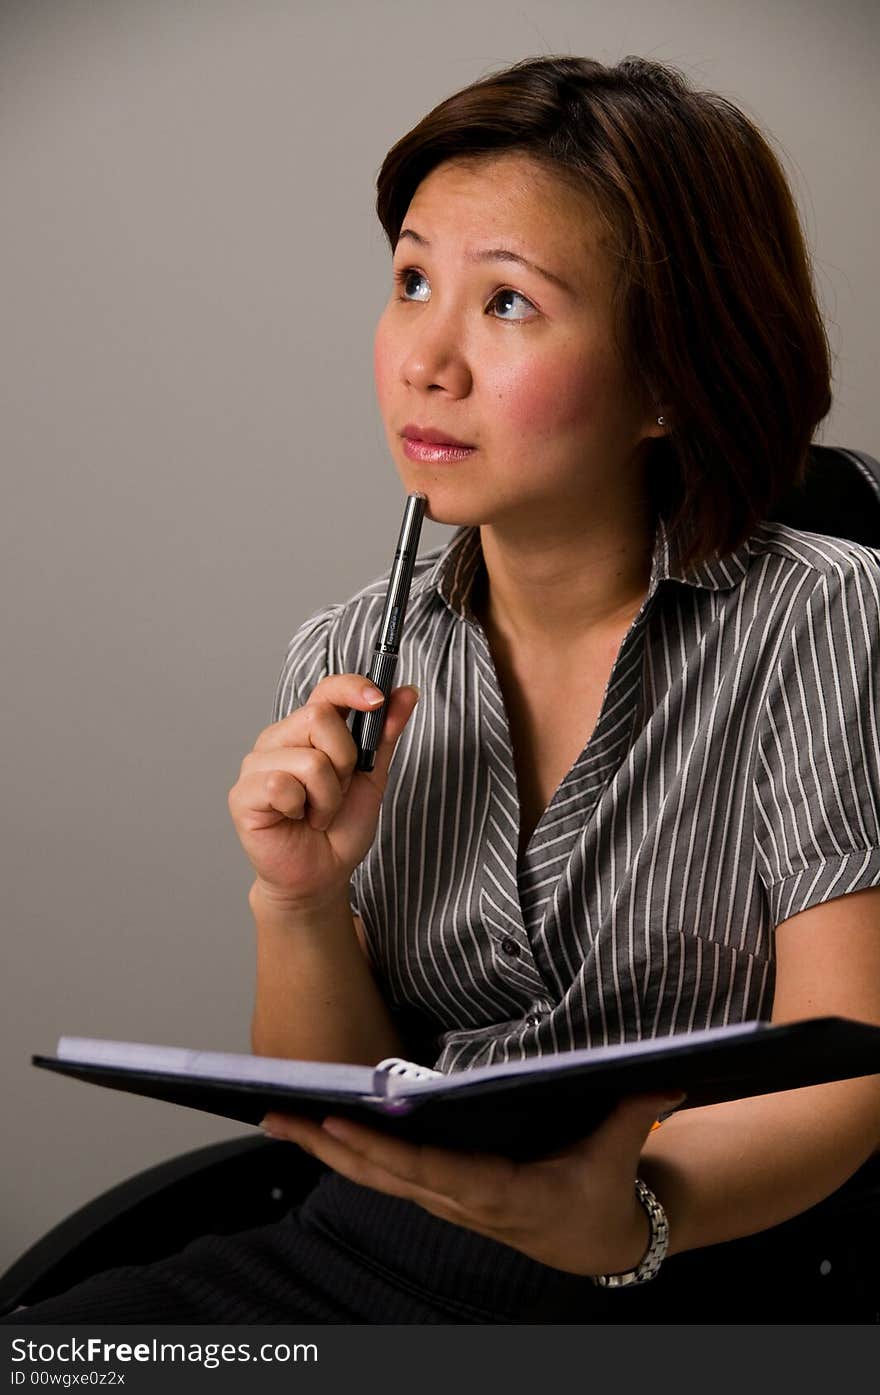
367,686,422,786
279,1110,517,1220
600,1090,687,1145
228,768,307,826
233,747,342,830
262,1114,490,1227
263,1112,441,1199
254,674,385,754
246,701,359,788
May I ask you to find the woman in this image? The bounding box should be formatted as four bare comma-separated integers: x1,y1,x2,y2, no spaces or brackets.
8,53,880,1324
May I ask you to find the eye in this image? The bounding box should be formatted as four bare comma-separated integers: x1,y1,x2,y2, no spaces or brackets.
394,268,430,302
489,288,536,322
392,267,537,322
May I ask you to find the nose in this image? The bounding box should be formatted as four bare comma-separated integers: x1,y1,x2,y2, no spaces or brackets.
399,306,472,396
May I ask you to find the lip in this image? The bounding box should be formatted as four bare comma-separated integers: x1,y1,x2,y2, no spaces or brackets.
401,423,474,448
402,438,476,464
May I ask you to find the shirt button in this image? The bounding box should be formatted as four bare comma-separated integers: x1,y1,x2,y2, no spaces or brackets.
500,937,520,957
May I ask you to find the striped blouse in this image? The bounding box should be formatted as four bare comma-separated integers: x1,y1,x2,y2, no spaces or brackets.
272,518,880,1074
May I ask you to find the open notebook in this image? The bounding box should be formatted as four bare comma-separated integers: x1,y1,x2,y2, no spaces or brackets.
32,1016,880,1161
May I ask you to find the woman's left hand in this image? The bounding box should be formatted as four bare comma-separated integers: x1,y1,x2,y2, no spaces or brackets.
261,1089,681,1276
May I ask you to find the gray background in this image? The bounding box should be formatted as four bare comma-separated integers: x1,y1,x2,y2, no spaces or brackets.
1,0,877,1273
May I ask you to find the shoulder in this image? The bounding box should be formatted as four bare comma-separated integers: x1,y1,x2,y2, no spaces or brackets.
273,539,451,717
738,522,880,637
744,525,880,734
745,520,880,589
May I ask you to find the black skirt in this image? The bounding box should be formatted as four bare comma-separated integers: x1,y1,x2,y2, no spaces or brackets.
4,1158,879,1325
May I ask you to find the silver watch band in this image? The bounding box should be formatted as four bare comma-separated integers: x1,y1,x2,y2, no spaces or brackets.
590,1178,669,1288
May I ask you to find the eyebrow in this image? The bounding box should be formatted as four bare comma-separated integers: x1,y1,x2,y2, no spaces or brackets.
396,227,575,297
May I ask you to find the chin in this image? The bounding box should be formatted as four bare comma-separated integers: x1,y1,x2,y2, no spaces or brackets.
393,465,498,531
413,497,485,530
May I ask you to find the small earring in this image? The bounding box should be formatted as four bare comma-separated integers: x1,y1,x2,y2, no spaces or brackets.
657,415,666,427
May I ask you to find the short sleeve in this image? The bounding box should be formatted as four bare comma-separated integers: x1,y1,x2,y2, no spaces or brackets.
752,549,880,927
270,601,361,920
271,601,347,723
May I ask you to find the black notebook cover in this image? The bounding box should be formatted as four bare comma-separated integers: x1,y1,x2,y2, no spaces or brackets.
33,1016,880,1162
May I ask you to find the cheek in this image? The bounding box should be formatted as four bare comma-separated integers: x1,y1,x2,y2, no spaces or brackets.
498,349,610,439
373,320,394,409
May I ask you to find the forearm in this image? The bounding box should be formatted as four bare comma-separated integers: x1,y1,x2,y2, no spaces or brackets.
638,1073,880,1257
249,880,408,1066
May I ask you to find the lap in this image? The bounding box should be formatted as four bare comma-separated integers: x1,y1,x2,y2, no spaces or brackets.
4,1159,879,1325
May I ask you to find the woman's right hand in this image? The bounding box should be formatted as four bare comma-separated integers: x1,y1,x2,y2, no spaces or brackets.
228,675,420,912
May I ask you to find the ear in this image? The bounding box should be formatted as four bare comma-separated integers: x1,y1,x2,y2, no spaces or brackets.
646,408,670,438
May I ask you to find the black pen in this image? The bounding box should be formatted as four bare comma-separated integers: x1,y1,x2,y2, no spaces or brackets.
350,492,428,771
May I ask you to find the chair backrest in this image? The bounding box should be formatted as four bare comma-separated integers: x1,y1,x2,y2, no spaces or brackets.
774,445,880,545
0,1135,325,1315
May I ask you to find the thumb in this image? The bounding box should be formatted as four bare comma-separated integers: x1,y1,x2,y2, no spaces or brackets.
369,686,421,783
598,1089,686,1145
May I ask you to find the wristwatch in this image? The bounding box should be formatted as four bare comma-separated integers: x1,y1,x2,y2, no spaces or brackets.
591,1178,669,1288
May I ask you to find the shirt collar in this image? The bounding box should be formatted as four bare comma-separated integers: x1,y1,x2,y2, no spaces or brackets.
422,517,752,622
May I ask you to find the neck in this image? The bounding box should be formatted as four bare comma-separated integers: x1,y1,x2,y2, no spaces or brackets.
472,499,655,653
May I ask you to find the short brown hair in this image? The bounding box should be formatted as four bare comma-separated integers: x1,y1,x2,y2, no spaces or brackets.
375,55,833,569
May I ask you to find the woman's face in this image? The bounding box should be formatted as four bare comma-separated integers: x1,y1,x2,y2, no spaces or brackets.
373,153,663,532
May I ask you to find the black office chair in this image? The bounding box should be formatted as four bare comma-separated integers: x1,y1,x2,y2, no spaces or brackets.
2,442,879,1319
0,1135,328,1315
772,444,880,546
